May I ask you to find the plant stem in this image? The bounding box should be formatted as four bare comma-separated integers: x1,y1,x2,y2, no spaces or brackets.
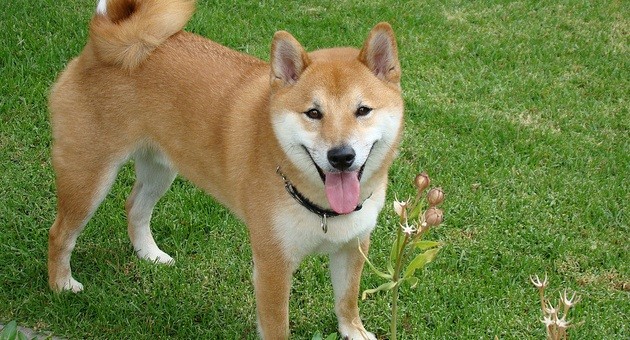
538,288,546,315
390,233,409,340
391,282,399,340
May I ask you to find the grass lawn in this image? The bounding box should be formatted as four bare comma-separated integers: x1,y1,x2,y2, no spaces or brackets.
1,0,628,338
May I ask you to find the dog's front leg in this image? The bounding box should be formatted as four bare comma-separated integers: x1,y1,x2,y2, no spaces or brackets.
330,236,377,340
252,245,292,339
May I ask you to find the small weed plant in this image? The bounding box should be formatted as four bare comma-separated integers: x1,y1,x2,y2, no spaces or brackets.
361,172,445,340
530,274,583,340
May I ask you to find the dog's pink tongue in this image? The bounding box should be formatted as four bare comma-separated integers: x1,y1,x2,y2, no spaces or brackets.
325,171,360,214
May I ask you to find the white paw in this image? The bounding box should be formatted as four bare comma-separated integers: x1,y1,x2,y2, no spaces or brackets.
339,324,377,340
136,248,174,265
60,277,84,293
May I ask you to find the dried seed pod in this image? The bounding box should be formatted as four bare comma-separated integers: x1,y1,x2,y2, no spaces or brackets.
424,207,444,227
414,172,430,193
427,187,445,206
530,274,548,289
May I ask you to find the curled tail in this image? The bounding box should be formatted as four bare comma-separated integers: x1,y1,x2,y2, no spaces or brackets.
89,0,195,70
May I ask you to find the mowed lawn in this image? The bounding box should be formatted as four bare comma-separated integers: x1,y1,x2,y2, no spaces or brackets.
1,0,627,338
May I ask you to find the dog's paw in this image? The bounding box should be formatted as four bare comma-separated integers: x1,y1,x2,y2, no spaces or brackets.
55,277,84,293
339,324,377,340
136,248,174,265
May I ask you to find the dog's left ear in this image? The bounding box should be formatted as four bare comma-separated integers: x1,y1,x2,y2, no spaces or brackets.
271,31,311,86
358,22,401,84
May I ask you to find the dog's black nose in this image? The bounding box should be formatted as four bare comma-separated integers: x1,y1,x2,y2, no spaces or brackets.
328,145,355,171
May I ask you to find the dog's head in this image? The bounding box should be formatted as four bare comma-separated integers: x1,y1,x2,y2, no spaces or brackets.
269,23,404,214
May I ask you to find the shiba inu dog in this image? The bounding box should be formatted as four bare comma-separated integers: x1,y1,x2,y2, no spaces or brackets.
47,0,403,338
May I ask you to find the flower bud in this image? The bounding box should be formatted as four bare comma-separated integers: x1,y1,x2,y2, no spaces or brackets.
414,172,430,193
427,187,445,206
424,207,443,227
393,200,408,219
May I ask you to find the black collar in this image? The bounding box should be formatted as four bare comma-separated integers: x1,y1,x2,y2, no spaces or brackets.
276,167,368,233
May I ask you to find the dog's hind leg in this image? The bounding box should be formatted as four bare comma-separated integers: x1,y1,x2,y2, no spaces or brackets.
126,147,177,264
48,154,123,292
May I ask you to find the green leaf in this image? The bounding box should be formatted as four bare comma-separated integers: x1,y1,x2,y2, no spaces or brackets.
0,320,18,340
406,276,419,288
388,235,404,274
311,331,323,340
408,201,423,221
324,333,337,340
361,281,397,300
358,239,392,280
387,261,394,276
403,248,440,278
17,332,28,340
412,240,441,250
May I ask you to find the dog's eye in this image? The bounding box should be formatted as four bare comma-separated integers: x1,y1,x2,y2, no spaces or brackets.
356,106,373,117
304,108,323,120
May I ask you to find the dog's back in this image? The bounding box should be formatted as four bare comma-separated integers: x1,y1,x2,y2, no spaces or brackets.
49,0,269,200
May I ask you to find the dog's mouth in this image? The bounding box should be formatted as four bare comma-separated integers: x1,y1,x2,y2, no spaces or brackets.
302,144,374,214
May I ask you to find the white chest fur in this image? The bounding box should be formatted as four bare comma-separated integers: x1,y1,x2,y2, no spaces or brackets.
272,188,385,268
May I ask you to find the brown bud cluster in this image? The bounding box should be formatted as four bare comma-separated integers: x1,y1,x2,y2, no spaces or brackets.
414,172,430,193
424,207,444,227
427,187,445,207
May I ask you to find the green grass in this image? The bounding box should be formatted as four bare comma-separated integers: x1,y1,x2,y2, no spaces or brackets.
1,0,628,338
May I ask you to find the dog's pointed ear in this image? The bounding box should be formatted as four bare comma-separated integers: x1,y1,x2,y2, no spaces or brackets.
271,31,310,86
358,22,400,84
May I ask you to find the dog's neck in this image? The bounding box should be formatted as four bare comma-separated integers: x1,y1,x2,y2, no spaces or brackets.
275,166,369,233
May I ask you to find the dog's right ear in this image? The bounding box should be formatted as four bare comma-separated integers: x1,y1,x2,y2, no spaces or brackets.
271,31,310,86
